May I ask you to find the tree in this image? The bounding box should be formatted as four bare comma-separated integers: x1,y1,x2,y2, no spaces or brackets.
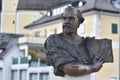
28,50,37,60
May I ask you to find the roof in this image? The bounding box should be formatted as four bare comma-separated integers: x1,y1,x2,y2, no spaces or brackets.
17,0,118,12
0,33,24,59
25,14,62,29
79,0,118,13
17,0,70,10
24,0,119,29
0,33,24,41
0,39,18,59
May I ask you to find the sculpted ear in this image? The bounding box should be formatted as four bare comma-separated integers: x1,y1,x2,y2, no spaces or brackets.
78,17,84,24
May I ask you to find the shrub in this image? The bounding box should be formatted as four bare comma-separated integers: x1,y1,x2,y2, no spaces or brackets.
28,50,37,60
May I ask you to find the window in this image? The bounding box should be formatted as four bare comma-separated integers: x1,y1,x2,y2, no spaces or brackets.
56,8,60,15
20,50,25,57
52,4,70,16
40,73,49,80
44,29,47,38
78,23,86,34
110,77,117,80
54,29,57,34
0,49,3,54
30,73,38,80
112,23,118,34
11,70,17,80
35,31,40,37
20,70,27,80
0,68,2,80
39,12,47,16
53,9,57,16
13,20,15,24
13,2,16,6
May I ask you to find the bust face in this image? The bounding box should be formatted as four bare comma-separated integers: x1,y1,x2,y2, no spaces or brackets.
62,8,79,35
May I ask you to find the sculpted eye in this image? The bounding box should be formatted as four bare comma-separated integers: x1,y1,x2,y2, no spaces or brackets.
69,17,74,20
63,17,67,20
62,17,75,20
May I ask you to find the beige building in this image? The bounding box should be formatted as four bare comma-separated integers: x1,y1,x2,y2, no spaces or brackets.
0,0,120,80
22,0,119,80
1,0,43,35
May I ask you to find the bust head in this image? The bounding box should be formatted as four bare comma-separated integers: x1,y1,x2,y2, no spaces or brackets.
62,6,84,34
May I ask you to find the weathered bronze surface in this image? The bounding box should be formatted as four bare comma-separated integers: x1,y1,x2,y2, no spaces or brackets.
44,6,113,77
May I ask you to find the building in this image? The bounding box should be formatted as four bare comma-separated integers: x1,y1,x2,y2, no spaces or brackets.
1,0,47,67
0,34,23,80
21,0,119,80
0,0,55,80
0,0,119,80
0,33,56,80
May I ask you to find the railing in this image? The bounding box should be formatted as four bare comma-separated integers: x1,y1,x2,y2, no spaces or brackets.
18,36,46,44
12,57,48,67
20,57,28,64
12,58,18,64
12,57,28,64
29,61,48,67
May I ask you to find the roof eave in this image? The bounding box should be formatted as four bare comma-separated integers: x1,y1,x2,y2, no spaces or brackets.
24,8,119,29
82,8,119,14
24,14,62,29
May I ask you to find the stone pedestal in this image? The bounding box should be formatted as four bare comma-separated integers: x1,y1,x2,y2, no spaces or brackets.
64,74,92,80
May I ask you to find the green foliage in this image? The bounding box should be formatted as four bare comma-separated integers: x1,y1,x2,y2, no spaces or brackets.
28,50,38,60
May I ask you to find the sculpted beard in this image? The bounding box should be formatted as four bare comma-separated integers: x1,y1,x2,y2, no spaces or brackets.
62,23,74,34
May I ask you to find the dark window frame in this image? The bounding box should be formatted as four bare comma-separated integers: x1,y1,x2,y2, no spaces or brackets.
111,23,118,34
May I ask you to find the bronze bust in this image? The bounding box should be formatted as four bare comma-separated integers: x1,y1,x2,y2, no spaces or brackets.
44,6,113,77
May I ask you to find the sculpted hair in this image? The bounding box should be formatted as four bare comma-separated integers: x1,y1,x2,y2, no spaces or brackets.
63,6,84,25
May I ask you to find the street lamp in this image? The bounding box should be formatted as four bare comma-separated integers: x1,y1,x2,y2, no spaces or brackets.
109,0,120,80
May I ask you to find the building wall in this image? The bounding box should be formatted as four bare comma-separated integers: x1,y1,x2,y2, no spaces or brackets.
1,13,16,33
32,20,62,39
1,0,18,33
100,15,119,41
2,0,18,12
83,15,95,37
16,11,42,35
1,0,42,35
78,12,119,80
80,13,119,80
97,48,119,80
3,41,22,80
97,14,119,80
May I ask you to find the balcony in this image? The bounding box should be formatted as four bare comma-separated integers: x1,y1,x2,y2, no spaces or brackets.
29,61,48,67
12,58,18,64
12,57,28,64
12,57,29,69
18,36,46,45
20,57,29,64
12,57,48,67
